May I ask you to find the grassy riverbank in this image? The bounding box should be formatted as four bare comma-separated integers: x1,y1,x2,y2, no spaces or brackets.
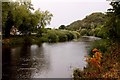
73,40,120,79
2,30,80,47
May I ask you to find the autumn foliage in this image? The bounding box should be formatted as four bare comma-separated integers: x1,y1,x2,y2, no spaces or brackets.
85,48,102,70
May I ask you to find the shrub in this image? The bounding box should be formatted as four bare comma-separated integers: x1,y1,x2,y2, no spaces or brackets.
68,31,76,40
56,30,68,42
65,31,74,41
47,30,59,43
73,68,84,79
85,48,102,70
96,27,109,39
80,29,87,36
88,39,111,56
88,29,94,36
3,37,24,46
41,36,48,42
72,31,80,39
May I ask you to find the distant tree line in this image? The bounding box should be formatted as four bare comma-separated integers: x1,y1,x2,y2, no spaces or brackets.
59,2,120,41
58,12,107,38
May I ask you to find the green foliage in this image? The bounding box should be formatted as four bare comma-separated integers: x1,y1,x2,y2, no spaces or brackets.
37,28,47,37
36,9,53,29
2,36,24,46
88,29,94,36
2,2,53,37
40,36,48,42
94,27,101,36
105,1,120,41
96,27,109,39
59,25,66,29
88,39,111,57
46,30,59,43
72,31,80,39
66,20,82,31
66,12,109,38
80,29,87,36
56,30,68,42
2,29,80,46
65,31,74,41
41,30,80,43
73,1,120,79
66,12,106,31
5,11,14,37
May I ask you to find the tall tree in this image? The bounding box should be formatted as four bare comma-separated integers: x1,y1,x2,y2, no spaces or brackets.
35,9,53,36
5,11,14,37
106,1,120,40
2,2,53,36
37,10,53,28
59,25,66,29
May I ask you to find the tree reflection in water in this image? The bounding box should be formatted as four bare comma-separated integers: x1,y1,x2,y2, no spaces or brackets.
2,44,50,80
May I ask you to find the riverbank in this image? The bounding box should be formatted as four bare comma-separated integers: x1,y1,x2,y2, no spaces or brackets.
2,30,80,47
73,40,120,79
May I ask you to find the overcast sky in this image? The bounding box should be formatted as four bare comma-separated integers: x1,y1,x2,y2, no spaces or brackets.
31,0,111,28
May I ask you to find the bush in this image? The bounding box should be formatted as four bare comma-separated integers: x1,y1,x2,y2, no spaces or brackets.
2,30,81,46
96,27,109,39
47,30,59,43
56,30,68,42
41,36,48,42
80,29,87,36
36,37,42,45
88,29,94,36
72,31,80,39
73,68,84,79
45,30,80,42
88,39,111,56
2,37,24,46
67,31,75,41
65,31,74,41
73,44,120,79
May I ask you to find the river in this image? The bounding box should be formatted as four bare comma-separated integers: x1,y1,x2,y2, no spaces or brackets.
2,37,97,79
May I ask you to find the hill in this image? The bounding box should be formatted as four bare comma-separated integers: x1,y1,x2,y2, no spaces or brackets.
64,12,108,38
66,12,106,31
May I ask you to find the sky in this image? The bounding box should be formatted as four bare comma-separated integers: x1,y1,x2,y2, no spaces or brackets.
31,0,111,28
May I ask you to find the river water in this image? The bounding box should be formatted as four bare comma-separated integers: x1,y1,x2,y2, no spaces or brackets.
2,37,95,79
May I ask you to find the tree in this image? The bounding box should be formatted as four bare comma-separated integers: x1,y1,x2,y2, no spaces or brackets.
5,11,14,37
2,2,53,37
106,1,120,40
80,29,87,36
35,9,53,36
59,25,66,29
16,4,33,34
2,3,8,34
38,10,53,28
2,2,33,36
